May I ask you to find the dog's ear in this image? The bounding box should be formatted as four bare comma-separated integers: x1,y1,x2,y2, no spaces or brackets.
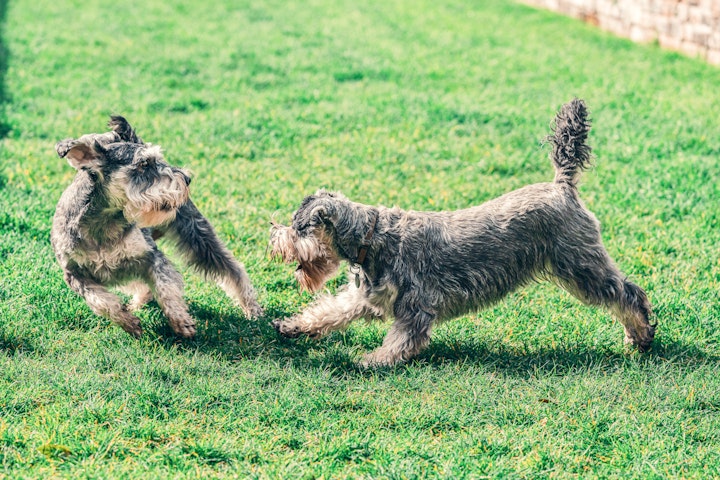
108,115,143,144
310,203,338,226
294,194,340,230
57,138,107,171
311,206,327,221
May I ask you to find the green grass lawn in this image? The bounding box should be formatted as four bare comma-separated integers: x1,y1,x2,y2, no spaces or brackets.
1,0,719,477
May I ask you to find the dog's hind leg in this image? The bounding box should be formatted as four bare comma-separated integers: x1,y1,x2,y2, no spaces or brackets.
64,273,143,337
162,200,263,319
552,243,655,351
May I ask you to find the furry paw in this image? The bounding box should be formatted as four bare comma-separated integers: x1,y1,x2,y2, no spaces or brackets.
624,323,656,352
272,319,303,339
169,318,197,339
246,302,265,319
118,317,143,339
360,350,403,368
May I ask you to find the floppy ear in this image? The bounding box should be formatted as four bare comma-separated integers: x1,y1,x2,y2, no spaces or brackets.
57,139,107,171
108,115,143,144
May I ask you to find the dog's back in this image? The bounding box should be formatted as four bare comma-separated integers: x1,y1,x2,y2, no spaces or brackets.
376,99,598,315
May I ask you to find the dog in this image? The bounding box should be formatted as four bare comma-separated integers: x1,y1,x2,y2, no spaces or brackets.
51,116,263,338
269,99,655,367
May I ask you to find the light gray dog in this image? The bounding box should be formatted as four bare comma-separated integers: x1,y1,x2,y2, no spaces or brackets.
51,117,262,338
270,99,655,367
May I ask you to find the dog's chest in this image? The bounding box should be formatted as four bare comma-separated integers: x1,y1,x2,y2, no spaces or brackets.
71,228,152,279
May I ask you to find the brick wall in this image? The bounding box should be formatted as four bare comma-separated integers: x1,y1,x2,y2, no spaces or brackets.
520,0,720,65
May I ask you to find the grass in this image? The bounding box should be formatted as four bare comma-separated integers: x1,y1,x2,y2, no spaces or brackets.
1,0,719,477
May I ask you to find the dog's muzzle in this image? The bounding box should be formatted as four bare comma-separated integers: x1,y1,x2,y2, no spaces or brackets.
269,223,299,263
125,173,190,228
269,223,341,292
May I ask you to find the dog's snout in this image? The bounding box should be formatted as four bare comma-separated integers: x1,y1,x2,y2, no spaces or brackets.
171,168,192,187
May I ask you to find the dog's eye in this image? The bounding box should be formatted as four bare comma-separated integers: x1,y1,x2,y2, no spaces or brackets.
136,159,148,169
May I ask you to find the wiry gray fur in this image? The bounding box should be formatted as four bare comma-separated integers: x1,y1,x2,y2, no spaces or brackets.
270,99,655,367
51,116,262,338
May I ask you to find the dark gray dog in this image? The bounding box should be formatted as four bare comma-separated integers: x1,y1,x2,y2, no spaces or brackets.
270,99,655,367
51,117,262,338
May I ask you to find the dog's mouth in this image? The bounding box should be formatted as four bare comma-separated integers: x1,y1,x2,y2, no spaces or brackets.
125,201,181,228
293,256,341,292
132,208,178,228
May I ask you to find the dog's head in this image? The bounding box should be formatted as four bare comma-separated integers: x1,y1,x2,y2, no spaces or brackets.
56,116,191,228
270,190,345,292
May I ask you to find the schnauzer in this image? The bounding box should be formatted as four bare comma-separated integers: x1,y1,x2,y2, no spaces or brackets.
51,116,263,338
270,99,655,367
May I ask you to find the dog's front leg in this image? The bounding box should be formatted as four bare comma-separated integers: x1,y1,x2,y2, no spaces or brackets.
64,272,143,337
146,254,197,338
165,201,263,319
361,305,434,367
273,287,378,339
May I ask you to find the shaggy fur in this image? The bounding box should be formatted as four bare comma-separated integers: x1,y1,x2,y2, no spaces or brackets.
51,116,262,338
270,99,655,367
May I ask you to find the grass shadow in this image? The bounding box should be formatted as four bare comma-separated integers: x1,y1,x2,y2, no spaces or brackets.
100,282,718,378
253,319,719,374
153,301,324,360
415,335,720,374
0,0,9,139
318,335,720,380
155,301,720,378
45,290,719,379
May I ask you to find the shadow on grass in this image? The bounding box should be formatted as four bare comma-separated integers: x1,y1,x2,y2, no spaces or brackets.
147,301,720,378
8,294,715,382
416,335,720,375
0,0,9,139
308,335,719,378
7,280,715,380
28,283,716,378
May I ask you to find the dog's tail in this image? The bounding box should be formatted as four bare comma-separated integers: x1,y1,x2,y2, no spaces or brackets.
548,98,592,187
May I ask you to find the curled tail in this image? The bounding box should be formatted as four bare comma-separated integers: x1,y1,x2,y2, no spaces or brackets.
549,98,592,186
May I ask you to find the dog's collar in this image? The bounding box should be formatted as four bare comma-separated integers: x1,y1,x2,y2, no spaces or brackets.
349,211,377,288
355,211,377,266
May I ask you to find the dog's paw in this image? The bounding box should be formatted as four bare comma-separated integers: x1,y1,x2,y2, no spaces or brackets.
624,323,656,352
359,351,403,369
271,319,303,339
170,318,197,339
119,319,143,339
246,303,265,319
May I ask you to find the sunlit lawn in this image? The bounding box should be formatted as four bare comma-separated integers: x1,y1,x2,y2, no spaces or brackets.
1,0,719,477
